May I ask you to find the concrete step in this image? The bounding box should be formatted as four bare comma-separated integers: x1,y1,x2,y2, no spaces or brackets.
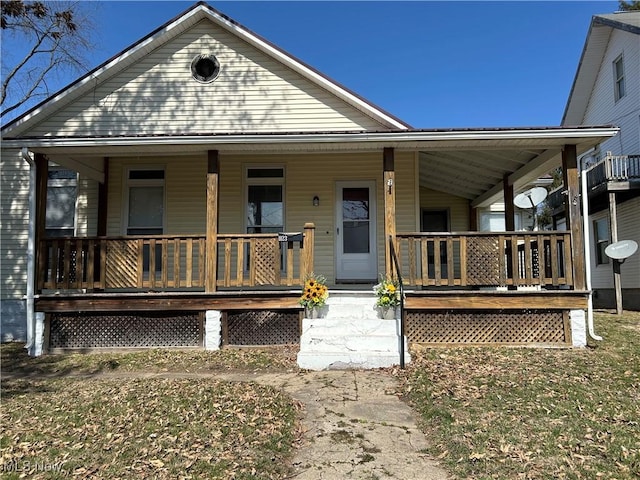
300,334,401,353
297,351,410,370
300,318,400,336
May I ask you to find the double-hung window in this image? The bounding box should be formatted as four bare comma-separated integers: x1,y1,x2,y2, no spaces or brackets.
126,168,165,274
614,54,625,102
246,167,284,235
126,168,165,236
246,167,284,271
46,167,77,238
593,218,610,265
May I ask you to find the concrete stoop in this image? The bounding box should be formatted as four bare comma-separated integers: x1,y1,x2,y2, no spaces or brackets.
296,292,410,370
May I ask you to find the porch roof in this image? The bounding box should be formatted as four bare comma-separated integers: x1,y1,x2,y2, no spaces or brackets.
5,124,618,207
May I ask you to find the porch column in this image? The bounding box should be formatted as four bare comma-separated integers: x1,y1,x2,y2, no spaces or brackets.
97,157,109,236
503,174,515,231
469,206,478,231
609,192,622,314
206,150,219,293
34,154,48,293
562,144,586,291
383,147,396,278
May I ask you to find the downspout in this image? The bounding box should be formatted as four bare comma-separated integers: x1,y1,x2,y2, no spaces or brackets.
21,147,38,355
580,151,602,341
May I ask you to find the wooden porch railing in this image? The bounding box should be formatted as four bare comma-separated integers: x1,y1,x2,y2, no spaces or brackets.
37,224,315,292
394,232,574,289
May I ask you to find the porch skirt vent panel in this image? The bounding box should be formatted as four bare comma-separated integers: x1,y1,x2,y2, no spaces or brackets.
406,309,567,345
50,311,202,349
226,310,300,346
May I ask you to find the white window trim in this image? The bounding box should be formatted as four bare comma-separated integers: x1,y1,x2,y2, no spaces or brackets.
592,215,610,266
243,165,286,233
46,166,78,237
122,166,166,235
613,53,625,102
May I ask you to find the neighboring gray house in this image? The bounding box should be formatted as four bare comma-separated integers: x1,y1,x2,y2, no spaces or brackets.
560,11,640,310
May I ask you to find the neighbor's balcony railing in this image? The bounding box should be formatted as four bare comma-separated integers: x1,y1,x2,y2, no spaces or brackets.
394,232,574,289
587,154,640,190
37,226,314,292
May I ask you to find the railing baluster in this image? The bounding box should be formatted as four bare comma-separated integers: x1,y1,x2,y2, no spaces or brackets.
408,237,416,286
459,236,467,287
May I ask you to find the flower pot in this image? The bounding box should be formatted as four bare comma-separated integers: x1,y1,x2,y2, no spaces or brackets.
378,307,398,320
305,307,324,319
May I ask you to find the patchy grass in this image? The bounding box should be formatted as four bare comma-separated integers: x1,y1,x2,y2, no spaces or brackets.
0,345,301,478
1,344,299,376
403,310,640,479
1,377,299,479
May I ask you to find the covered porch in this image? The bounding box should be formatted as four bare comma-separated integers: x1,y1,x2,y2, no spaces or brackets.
15,126,618,351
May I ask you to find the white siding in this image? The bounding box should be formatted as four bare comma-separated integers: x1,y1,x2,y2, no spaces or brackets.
589,210,612,289
614,197,640,289
1,149,30,300
583,28,640,156
589,196,640,290
27,20,387,137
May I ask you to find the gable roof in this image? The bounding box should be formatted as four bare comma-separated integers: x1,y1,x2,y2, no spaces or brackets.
2,1,411,136
562,11,640,126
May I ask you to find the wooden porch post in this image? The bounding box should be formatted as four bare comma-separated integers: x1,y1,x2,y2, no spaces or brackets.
302,223,315,281
205,150,219,293
34,154,48,293
503,174,515,231
97,157,109,236
469,206,478,231
383,147,396,278
562,144,586,291
609,192,623,314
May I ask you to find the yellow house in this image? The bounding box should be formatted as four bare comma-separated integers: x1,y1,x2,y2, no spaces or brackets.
0,3,619,363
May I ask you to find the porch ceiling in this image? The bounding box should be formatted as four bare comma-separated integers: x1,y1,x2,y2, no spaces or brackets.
7,126,618,206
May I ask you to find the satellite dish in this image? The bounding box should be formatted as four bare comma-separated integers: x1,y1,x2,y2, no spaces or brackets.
605,240,638,261
514,187,548,209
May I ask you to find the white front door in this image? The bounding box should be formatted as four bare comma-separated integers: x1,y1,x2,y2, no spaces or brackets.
335,181,377,281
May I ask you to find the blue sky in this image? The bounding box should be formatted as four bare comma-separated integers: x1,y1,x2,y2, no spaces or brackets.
2,1,620,128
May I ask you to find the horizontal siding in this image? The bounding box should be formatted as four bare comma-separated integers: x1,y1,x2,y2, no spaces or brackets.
590,210,611,288
616,196,640,289
107,151,416,283
1,149,30,300
419,187,470,231
584,28,640,155
76,176,98,236
590,196,640,290
28,20,386,137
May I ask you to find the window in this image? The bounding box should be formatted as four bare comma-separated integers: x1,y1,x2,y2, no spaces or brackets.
421,209,450,279
191,54,220,83
614,54,625,101
126,168,165,274
46,167,77,237
246,168,284,235
479,211,523,232
126,169,165,235
246,167,284,270
593,218,609,265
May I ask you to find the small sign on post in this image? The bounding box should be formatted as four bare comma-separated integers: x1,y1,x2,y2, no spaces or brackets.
278,232,303,243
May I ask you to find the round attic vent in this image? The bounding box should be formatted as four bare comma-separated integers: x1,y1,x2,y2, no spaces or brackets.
191,54,220,83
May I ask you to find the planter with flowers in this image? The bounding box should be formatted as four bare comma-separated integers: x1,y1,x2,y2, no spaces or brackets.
373,276,401,319
299,274,329,318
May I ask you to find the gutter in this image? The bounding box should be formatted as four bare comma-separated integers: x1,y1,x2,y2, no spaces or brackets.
0,127,621,151
21,147,39,355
